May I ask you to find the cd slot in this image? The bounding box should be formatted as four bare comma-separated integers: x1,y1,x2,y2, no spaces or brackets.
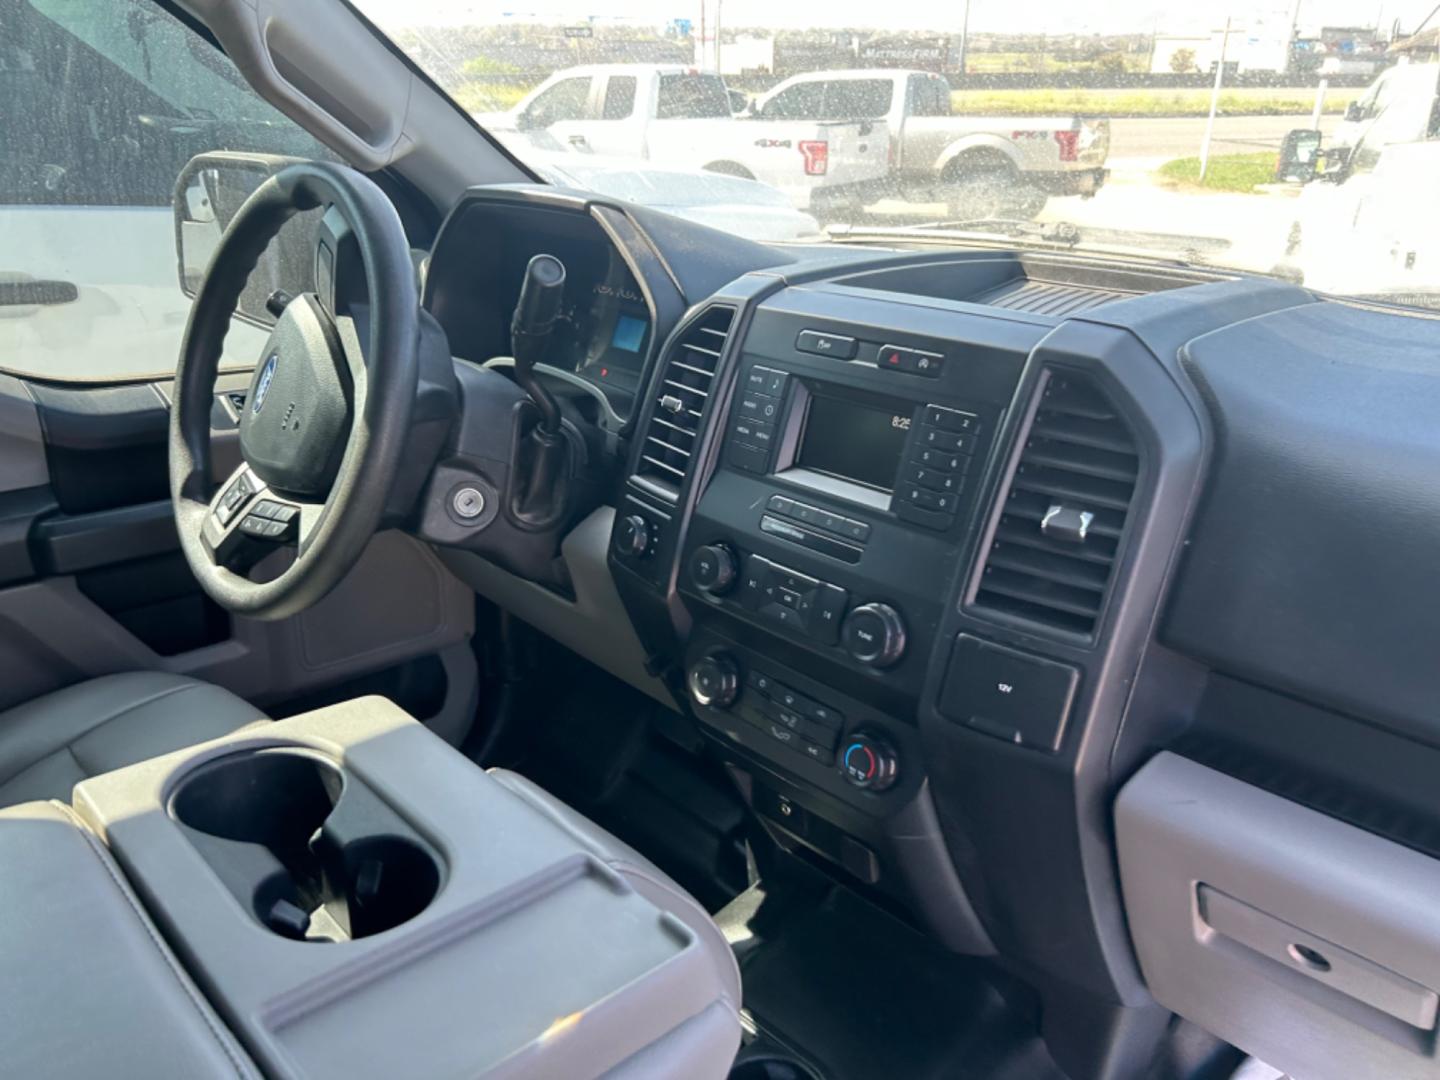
759,514,864,564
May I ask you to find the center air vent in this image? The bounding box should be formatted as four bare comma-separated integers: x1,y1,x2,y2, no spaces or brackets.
973,371,1139,638
633,305,734,502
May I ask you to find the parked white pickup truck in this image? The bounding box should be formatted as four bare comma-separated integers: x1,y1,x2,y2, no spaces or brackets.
1328,61,1440,161
751,69,1110,219
482,65,890,219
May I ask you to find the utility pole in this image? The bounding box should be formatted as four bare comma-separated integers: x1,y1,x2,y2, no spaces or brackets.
1288,0,1304,74
958,0,971,75
1199,17,1232,181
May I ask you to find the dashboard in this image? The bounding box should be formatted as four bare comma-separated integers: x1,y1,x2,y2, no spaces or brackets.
421,183,1440,1080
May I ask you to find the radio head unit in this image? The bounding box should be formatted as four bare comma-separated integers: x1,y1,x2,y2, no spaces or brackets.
726,365,982,534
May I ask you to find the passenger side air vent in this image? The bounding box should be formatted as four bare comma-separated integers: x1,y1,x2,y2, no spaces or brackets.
633,305,734,502
973,371,1139,637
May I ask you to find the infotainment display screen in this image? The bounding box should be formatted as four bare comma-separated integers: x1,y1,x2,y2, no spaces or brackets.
796,392,911,492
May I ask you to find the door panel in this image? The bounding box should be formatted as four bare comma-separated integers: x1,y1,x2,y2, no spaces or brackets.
0,373,475,721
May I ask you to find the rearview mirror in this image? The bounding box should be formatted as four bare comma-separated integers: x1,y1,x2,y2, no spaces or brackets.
1345,101,1365,123
1275,129,1324,183
173,152,323,326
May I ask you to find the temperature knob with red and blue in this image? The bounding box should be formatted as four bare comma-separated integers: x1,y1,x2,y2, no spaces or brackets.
840,733,898,792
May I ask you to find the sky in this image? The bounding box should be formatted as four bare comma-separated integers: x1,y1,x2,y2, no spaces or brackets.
354,0,1439,37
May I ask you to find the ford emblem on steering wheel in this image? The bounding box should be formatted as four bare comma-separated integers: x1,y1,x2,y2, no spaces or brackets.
253,352,279,414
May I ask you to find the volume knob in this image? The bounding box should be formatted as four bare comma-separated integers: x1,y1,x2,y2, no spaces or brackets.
689,544,737,595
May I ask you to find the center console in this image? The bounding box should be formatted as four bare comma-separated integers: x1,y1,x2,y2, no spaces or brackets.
69,699,741,1080
664,285,1041,933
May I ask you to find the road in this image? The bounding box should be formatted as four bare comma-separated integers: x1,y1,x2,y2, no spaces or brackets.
1108,114,1340,166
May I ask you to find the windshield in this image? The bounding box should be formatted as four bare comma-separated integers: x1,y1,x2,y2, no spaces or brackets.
354,1,1440,308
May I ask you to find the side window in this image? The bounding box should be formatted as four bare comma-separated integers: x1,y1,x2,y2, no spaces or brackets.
822,80,892,121
523,77,592,128
910,76,950,118
760,82,825,120
1353,75,1387,121
602,76,637,120
656,75,731,119
1351,82,1435,174
1,0,331,382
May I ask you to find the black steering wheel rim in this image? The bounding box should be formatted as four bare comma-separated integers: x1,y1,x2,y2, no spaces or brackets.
169,161,419,621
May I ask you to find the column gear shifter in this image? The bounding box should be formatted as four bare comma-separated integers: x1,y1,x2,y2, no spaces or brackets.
508,254,570,529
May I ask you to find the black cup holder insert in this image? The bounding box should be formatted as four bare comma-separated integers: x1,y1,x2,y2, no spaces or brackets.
170,748,442,942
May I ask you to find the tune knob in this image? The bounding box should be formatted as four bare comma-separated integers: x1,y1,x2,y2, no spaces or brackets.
616,514,650,557
840,733,899,792
688,653,739,709
689,543,737,595
842,602,906,667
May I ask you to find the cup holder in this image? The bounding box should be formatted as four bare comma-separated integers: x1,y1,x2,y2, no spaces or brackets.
169,748,443,943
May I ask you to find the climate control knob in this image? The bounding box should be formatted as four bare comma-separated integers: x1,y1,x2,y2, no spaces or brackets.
616,514,650,558
842,602,906,667
687,653,739,709
689,544,737,595
839,733,898,792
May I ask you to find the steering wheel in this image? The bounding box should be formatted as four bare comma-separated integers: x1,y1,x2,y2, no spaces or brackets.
169,162,419,621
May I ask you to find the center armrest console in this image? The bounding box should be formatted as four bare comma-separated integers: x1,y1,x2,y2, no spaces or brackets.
71,698,741,1080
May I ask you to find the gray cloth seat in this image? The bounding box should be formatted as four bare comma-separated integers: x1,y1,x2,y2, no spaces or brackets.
0,672,266,808
0,799,260,1079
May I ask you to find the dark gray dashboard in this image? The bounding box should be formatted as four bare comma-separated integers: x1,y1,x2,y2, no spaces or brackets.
417,184,1440,1079
1167,300,1440,746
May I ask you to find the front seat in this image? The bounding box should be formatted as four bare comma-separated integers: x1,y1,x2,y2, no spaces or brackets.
0,672,266,808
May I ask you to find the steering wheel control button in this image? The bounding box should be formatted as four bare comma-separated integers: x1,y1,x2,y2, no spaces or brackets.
840,734,898,791
938,634,1080,753
250,499,296,522
842,603,907,667
688,654,739,709
451,487,486,520
689,544,737,595
215,473,256,525
238,515,268,538
795,330,858,360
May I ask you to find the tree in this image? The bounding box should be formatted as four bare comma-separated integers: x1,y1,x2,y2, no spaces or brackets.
1169,47,1197,74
